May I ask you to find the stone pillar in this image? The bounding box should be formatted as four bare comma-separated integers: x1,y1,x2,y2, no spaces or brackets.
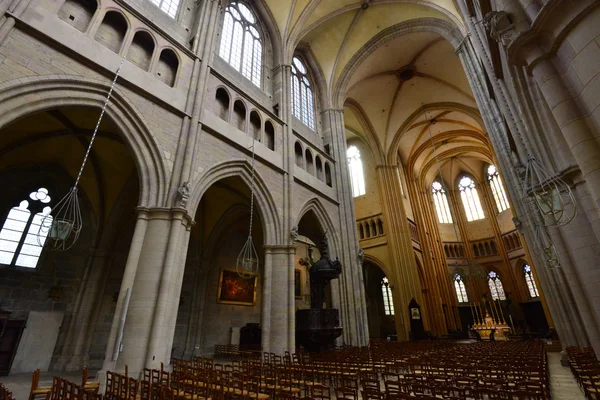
376,165,425,341
261,246,274,354
322,109,369,347
99,208,193,379
266,245,295,355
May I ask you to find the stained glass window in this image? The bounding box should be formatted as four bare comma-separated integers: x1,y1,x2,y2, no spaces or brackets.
0,188,52,268
347,146,365,197
219,2,262,87
487,165,510,212
432,181,453,223
381,277,394,315
459,176,485,221
454,274,468,303
524,264,539,298
291,57,316,130
488,271,506,300
149,0,181,18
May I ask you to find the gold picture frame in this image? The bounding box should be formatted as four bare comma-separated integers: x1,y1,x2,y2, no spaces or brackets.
217,269,257,306
295,269,302,299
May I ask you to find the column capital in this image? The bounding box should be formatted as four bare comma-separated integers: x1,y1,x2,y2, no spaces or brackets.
322,108,344,114
135,207,195,227
264,244,297,254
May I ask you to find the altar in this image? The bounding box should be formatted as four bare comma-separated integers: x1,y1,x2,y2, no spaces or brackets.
469,302,513,341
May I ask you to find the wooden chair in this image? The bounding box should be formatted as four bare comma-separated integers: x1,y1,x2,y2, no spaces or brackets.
82,366,100,393
360,389,384,400
334,387,356,400
29,369,52,400
308,384,329,400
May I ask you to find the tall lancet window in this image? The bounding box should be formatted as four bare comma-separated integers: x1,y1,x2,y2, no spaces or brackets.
432,181,453,223
347,145,365,197
524,264,540,298
219,2,262,87
149,0,181,18
487,165,510,212
0,188,52,268
488,271,506,301
454,274,468,303
458,176,485,221
381,277,394,315
291,57,315,130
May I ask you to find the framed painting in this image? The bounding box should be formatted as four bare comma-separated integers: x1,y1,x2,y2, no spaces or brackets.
294,269,302,299
217,269,257,306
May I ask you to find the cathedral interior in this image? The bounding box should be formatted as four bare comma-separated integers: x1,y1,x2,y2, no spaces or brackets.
0,0,599,399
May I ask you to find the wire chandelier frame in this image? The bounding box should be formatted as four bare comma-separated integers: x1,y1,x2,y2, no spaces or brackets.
521,154,576,227
236,139,259,279
38,57,126,251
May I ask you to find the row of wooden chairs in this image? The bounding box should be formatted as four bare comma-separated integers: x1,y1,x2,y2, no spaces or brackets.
28,367,100,400
567,346,600,399
50,377,101,400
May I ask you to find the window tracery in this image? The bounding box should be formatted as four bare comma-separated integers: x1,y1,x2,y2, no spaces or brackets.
524,264,539,298
459,176,485,221
291,56,315,130
347,145,365,197
432,181,453,223
0,188,52,268
149,0,180,18
487,165,510,212
381,277,394,315
488,271,506,300
219,2,262,87
454,274,468,303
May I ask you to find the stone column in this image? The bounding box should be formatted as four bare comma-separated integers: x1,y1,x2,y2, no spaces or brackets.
261,246,274,354
99,208,193,379
376,165,425,341
322,109,369,347
266,245,295,355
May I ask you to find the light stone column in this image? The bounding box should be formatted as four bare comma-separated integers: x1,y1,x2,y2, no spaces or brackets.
261,246,274,354
323,109,369,346
267,245,295,355
99,208,193,380
376,165,425,341
454,35,587,351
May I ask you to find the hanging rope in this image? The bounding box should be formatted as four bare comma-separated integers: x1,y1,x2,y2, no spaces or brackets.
236,139,259,279
38,56,126,251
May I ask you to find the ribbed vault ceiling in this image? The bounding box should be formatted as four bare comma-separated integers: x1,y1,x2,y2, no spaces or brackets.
261,0,493,186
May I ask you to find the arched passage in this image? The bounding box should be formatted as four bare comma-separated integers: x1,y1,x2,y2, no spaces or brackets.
0,105,141,372
362,261,397,340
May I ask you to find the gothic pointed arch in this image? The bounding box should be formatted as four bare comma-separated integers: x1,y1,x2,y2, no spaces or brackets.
188,159,281,245
294,197,341,257
0,75,167,208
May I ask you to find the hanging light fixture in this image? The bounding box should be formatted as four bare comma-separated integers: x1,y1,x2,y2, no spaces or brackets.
522,154,576,227
236,140,260,279
38,57,126,251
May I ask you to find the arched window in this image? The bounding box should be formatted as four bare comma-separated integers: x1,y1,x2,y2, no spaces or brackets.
488,271,506,301
524,264,539,298
381,277,394,316
458,176,485,221
0,188,52,268
291,56,315,130
347,145,365,197
149,0,180,18
219,2,262,87
432,181,453,223
454,274,468,303
487,165,510,212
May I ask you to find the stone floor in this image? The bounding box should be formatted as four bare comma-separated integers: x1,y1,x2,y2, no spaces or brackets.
547,352,586,399
0,352,587,400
